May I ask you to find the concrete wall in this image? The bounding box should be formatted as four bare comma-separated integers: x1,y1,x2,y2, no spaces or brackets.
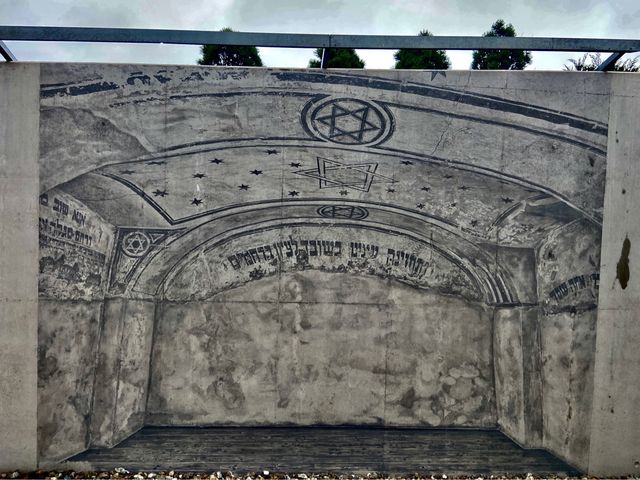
4,63,640,475
589,73,640,476
0,63,40,470
148,271,495,427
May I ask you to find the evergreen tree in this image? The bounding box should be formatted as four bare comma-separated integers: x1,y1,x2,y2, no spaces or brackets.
471,19,531,70
394,30,450,70
308,48,365,68
198,27,263,67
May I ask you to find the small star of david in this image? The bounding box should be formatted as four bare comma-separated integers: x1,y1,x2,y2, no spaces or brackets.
152,189,168,197
290,162,301,168
294,157,393,193
210,158,223,164
288,191,299,197
239,184,250,190
314,101,382,144
191,198,203,206
417,203,425,209
193,173,206,179
122,231,150,257
501,197,514,204
250,169,263,175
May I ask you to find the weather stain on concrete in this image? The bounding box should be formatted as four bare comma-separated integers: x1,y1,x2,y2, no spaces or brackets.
616,237,631,290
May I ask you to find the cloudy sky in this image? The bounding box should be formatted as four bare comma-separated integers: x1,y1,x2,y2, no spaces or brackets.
1,0,639,70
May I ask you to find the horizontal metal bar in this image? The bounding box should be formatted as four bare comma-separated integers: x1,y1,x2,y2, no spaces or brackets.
1,26,640,52
597,52,625,71
0,40,16,61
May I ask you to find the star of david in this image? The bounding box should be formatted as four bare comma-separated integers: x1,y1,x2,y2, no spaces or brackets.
312,100,384,144
122,231,151,257
294,157,393,193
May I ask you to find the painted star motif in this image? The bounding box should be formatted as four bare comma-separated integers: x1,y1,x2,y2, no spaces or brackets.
147,160,166,165
193,173,206,179
250,169,263,175
294,157,393,193
288,191,299,197
314,102,382,144
191,198,203,206
120,169,135,175
152,189,168,197
501,197,514,203
239,184,250,190
417,203,425,209
387,188,396,193
290,162,301,168
421,186,431,192
266,149,278,155
210,158,224,164
401,160,414,165
123,232,149,256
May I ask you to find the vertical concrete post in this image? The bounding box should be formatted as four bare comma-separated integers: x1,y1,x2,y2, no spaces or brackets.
590,73,640,476
0,63,40,470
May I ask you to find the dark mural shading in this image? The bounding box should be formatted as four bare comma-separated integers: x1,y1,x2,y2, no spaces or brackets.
36,65,607,471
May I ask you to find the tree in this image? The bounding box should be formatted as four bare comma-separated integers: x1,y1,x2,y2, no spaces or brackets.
394,30,450,70
471,19,532,70
198,27,263,66
564,53,640,72
308,48,365,68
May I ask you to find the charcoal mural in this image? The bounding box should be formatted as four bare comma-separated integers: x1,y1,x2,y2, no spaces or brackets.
36,64,608,468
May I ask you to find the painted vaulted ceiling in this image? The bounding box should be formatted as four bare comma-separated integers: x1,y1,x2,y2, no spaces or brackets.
38,65,608,305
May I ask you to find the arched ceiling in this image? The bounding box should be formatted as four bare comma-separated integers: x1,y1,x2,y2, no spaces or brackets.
40,64,608,306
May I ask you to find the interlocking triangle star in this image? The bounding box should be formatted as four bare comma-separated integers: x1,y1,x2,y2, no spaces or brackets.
315,103,381,143
294,157,393,193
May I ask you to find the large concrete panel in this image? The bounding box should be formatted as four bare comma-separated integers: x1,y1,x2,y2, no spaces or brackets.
589,73,640,476
0,63,40,470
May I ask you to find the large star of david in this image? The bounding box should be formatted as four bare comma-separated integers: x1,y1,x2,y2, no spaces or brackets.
294,157,394,193
313,101,383,144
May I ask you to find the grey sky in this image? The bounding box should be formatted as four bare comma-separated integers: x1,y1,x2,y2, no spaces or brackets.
2,0,639,69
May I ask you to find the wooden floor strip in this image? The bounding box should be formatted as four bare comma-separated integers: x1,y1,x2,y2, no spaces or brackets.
70,427,580,476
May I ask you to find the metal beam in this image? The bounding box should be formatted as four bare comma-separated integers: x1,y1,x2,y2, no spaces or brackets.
1,26,640,52
597,52,625,71
0,40,16,61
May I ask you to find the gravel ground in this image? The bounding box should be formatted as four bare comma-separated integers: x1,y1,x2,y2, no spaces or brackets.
0,470,605,480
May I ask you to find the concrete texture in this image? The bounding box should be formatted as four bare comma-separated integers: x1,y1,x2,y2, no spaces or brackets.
1,62,634,474
0,63,40,470
589,73,640,476
147,271,495,427
90,298,155,448
37,300,103,463
493,307,543,449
